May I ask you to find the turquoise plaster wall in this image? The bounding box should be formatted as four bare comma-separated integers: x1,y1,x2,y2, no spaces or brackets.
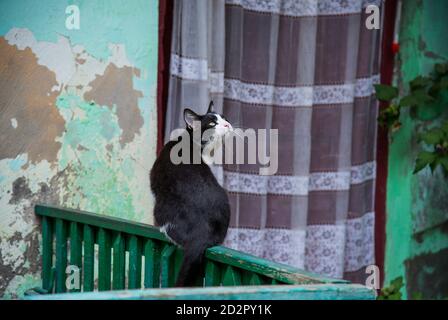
385,0,448,299
0,0,159,298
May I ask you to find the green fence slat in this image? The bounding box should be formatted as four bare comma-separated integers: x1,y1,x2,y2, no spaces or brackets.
69,222,82,267
222,266,241,286
41,216,54,291
69,222,82,292
160,245,176,288
98,228,111,291
249,273,262,285
128,235,142,289
55,219,67,293
143,240,160,288
204,260,221,287
112,232,125,290
240,270,252,285
174,248,184,282
83,224,95,292
241,271,265,285
48,267,56,293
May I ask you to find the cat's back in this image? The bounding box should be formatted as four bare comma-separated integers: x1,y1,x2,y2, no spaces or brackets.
150,140,230,233
150,140,225,200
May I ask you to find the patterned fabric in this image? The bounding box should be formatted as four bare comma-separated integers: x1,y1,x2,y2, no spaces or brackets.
165,0,381,283
226,0,382,17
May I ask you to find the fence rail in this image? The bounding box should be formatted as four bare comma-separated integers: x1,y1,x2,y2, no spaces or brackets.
27,283,375,300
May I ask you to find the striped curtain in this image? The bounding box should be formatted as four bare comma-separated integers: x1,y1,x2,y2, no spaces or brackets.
165,0,381,282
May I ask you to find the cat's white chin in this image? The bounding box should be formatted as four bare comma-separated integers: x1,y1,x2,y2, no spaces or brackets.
201,154,215,166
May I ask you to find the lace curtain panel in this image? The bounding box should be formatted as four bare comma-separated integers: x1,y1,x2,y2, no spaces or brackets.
165,0,382,282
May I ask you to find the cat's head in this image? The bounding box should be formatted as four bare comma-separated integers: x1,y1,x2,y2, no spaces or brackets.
183,101,233,145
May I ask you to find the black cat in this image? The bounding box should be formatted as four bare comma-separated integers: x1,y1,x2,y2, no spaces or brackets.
150,101,232,287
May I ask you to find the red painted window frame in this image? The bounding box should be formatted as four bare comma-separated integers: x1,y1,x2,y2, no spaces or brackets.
156,0,174,155
375,0,398,287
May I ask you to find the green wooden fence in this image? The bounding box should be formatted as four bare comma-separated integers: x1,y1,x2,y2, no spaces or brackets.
28,204,375,300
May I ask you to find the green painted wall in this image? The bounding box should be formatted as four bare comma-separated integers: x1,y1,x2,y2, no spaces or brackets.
385,0,448,299
0,0,159,298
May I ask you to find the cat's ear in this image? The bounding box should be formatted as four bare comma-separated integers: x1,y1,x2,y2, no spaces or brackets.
184,108,200,129
207,101,214,113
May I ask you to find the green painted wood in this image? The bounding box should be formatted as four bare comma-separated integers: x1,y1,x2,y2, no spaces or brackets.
49,267,56,293
128,235,142,289
35,205,355,294
35,205,168,242
241,270,250,285
112,232,125,290
69,222,82,293
249,273,262,285
26,284,377,300
143,240,160,288
98,228,112,291
204,261,221,287
69,222,83,267
174,248,183,281
206,246,347,285
55,219,67,293
222,266,242,286
160,245,176,288
82,224,95,292
41,216,53,291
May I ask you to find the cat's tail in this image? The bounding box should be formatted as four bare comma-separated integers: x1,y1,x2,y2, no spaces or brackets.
175,243,208,287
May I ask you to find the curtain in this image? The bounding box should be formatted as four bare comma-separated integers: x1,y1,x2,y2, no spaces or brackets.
165,0,381,282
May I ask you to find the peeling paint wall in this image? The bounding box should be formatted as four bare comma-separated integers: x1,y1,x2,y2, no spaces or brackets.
0,0,158,298
385,0,448,299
